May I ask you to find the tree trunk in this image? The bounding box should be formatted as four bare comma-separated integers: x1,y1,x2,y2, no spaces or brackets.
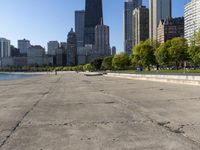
148,66,151,71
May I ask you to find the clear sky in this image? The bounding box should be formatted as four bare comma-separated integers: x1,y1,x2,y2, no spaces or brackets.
0,0,187,53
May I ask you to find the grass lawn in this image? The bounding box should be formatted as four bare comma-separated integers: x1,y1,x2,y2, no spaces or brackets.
111,69,200,75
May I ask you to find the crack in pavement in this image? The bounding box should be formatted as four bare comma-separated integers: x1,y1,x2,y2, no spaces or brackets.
92,85,200,148
0,92,49,149
157,122,185,134
0,75,62,149
166,97,200,102
22,120,153,128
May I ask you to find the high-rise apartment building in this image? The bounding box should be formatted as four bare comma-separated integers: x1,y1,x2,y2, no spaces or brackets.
47,41,59,56
95,23,110,56
18,39,31,54
124,0,142,54
157,17,184,43
75,10,85,48
133,6,149,46
184,0,200,43
149,0,172,40
67,28,77,66
84,0,103,45
0,38,11,58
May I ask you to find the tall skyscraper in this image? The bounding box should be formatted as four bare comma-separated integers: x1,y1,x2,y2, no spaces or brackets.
18,39,31,54
95,22,110,56
75,10,85,48
149,0,172,40
47,41,59,56
184,0,200,43
0,38,11,58
124,0,142,55
133,6,149,46
67,28,77,66
84,0,103,45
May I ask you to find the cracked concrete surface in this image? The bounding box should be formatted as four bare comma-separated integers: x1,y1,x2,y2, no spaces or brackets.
1,72,200,149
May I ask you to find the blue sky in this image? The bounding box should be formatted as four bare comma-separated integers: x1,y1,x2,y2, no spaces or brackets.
0,0,187,53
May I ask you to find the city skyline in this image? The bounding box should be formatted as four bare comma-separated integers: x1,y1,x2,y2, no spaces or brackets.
0,0,187,53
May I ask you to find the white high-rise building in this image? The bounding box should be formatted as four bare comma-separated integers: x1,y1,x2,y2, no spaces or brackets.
0,38,11,58
47,41,59,56
184,0,200,43
18,39,31,54
124,0,142,55
149,0,172,40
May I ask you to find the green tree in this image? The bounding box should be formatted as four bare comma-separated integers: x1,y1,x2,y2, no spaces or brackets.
90,58,103,71
83,64,92,71
187,31,200,67
132,41,156,71
155,40,171,68
112,53,130,70
101,56,114,70
144,39,160,49
168,37,188,69
194,30,200,45
188,45,200,67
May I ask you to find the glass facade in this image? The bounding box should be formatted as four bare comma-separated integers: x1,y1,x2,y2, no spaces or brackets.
84,0,103,45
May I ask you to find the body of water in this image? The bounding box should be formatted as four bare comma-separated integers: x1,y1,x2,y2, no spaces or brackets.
0,73,40,81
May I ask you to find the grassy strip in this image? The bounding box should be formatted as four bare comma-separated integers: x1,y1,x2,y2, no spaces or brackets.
111,69,200,75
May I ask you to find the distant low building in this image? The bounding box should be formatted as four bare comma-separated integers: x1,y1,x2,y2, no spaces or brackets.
60,42,67,49
43,56,54,66
10,45,20,57
56,47,66,66
27,45,45,66
1,57,27,67
77,47,87,65
157,17,184,43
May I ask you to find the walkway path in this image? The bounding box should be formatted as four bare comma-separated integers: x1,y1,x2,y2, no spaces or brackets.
0,72,200,149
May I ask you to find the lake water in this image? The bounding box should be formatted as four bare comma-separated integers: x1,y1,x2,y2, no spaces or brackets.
0,73,40,81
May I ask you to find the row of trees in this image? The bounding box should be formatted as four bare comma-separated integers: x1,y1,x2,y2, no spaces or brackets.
132,31,200,70
2,32,200,72
86,31,200,71
79,53,130,71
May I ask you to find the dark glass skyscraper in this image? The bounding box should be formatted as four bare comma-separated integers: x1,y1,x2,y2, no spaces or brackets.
84,0,103,45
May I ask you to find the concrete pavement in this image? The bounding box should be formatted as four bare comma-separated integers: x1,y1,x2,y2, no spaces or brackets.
1,72,200,149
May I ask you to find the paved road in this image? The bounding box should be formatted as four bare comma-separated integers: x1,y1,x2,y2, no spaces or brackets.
1,72,200,149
